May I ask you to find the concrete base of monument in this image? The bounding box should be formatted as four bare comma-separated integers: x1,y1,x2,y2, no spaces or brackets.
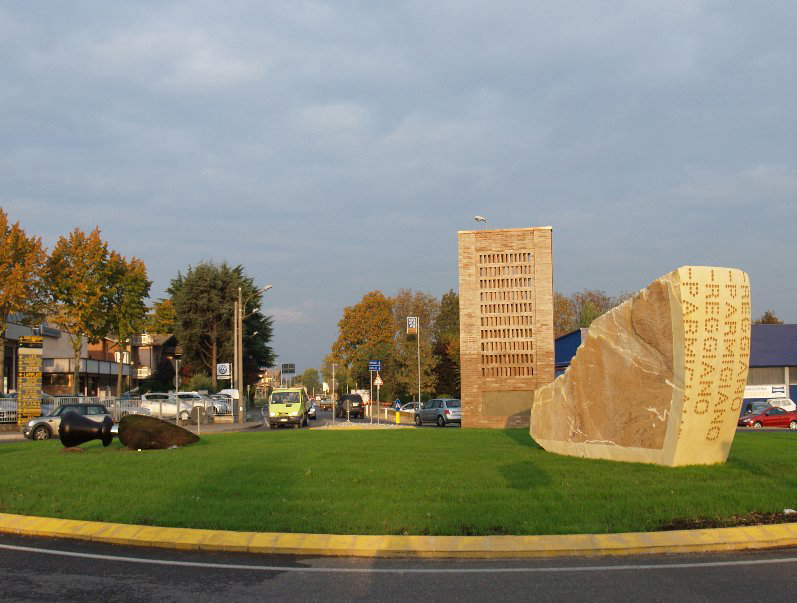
1,512,796,558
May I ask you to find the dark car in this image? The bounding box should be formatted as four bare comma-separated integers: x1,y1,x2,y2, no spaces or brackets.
336,394,365,419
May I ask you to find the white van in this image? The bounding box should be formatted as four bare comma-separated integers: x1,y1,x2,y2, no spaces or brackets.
765,398,797,412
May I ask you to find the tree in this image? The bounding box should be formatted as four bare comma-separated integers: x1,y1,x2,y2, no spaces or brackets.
391,289,439,401
186,373,213,392
298,368,321,395
330,291,395,394
169,262,274,389
433,290,460,397
754,310,783,325
145,299,176,333
45,227,114,395
0,209,47,393
554,291,577,338
322,353,350,398
571,289,617,328
107,253,151,395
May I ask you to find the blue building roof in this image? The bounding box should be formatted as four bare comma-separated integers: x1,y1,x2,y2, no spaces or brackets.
750,324,797,367
554,324,797,369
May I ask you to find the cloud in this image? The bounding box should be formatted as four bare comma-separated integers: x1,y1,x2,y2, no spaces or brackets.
1,1,796,369
268,307,308,325
293,103,370,133
82,28,266,90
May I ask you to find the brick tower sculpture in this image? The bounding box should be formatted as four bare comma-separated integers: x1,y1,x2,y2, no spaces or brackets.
457,227,555,428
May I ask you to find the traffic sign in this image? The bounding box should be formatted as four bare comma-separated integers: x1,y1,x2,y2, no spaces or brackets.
374,374,383,387
216,363,231,379
368,360,381,371
407,316,418,335
281,363,296,374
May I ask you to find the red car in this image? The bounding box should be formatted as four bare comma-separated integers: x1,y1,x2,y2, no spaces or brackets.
738,407,797,430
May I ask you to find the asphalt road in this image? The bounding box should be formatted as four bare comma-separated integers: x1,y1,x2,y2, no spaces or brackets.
1,532,795,602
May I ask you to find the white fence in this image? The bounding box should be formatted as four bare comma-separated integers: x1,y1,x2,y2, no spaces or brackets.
0,396,230,424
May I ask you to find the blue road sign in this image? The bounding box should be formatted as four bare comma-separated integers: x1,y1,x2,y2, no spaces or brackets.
368,360,381,371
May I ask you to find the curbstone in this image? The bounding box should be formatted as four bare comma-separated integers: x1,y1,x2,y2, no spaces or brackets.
2,512,797,558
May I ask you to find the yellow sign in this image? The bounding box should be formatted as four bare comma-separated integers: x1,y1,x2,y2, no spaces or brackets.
17,335,43,425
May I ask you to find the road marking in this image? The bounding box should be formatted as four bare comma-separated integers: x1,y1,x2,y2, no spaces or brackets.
1,542,797,573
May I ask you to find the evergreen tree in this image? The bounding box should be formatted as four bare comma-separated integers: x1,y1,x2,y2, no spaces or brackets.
168,262,274,389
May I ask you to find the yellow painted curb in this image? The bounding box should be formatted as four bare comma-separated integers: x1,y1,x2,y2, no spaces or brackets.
2,513,797,558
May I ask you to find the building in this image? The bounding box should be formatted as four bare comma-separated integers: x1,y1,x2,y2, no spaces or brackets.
554,323,797,402
746,324,797,401
2,315,135,397
457,226,554,428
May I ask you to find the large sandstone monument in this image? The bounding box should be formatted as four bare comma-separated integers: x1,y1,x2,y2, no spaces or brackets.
531,266,751,467
458,227,554,428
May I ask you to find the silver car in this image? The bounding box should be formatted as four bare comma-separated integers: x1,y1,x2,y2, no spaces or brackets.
414,398,462,427
22,403,112,440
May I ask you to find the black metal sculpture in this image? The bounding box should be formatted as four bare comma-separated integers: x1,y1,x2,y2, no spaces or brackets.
58,411,114,448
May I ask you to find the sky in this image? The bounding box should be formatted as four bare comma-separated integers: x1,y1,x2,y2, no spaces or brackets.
2,1,796,373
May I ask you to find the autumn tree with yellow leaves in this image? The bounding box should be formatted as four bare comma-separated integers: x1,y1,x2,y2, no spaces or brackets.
0,209,47,393
45,227,115,394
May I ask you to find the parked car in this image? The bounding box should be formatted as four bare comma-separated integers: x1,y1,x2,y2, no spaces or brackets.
335,394,365,419
140,393,192,420
265,387,312,428
400,402,418,414
738,406,797,430
174,392,218,416
22,403,112,440
739,399,774,417
415,398,462,427
308,402,318,420
319,397,333,411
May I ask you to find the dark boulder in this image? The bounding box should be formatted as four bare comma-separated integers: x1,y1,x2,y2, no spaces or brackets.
118,415,199,450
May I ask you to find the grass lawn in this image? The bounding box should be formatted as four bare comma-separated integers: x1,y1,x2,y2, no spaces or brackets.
1,429,795,536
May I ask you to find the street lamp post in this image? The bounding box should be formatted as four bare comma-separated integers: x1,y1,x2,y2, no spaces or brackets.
234,284,272,423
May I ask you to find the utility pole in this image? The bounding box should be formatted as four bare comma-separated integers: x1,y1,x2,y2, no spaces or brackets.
332,363,336,425
417,322,421,409
232,299,238,420
236,286,243,423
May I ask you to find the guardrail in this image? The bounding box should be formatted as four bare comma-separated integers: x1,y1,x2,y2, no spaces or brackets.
0,396,231,424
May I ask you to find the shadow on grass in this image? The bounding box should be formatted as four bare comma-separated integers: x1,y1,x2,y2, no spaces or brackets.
498,460,552,491
500,427,543,449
